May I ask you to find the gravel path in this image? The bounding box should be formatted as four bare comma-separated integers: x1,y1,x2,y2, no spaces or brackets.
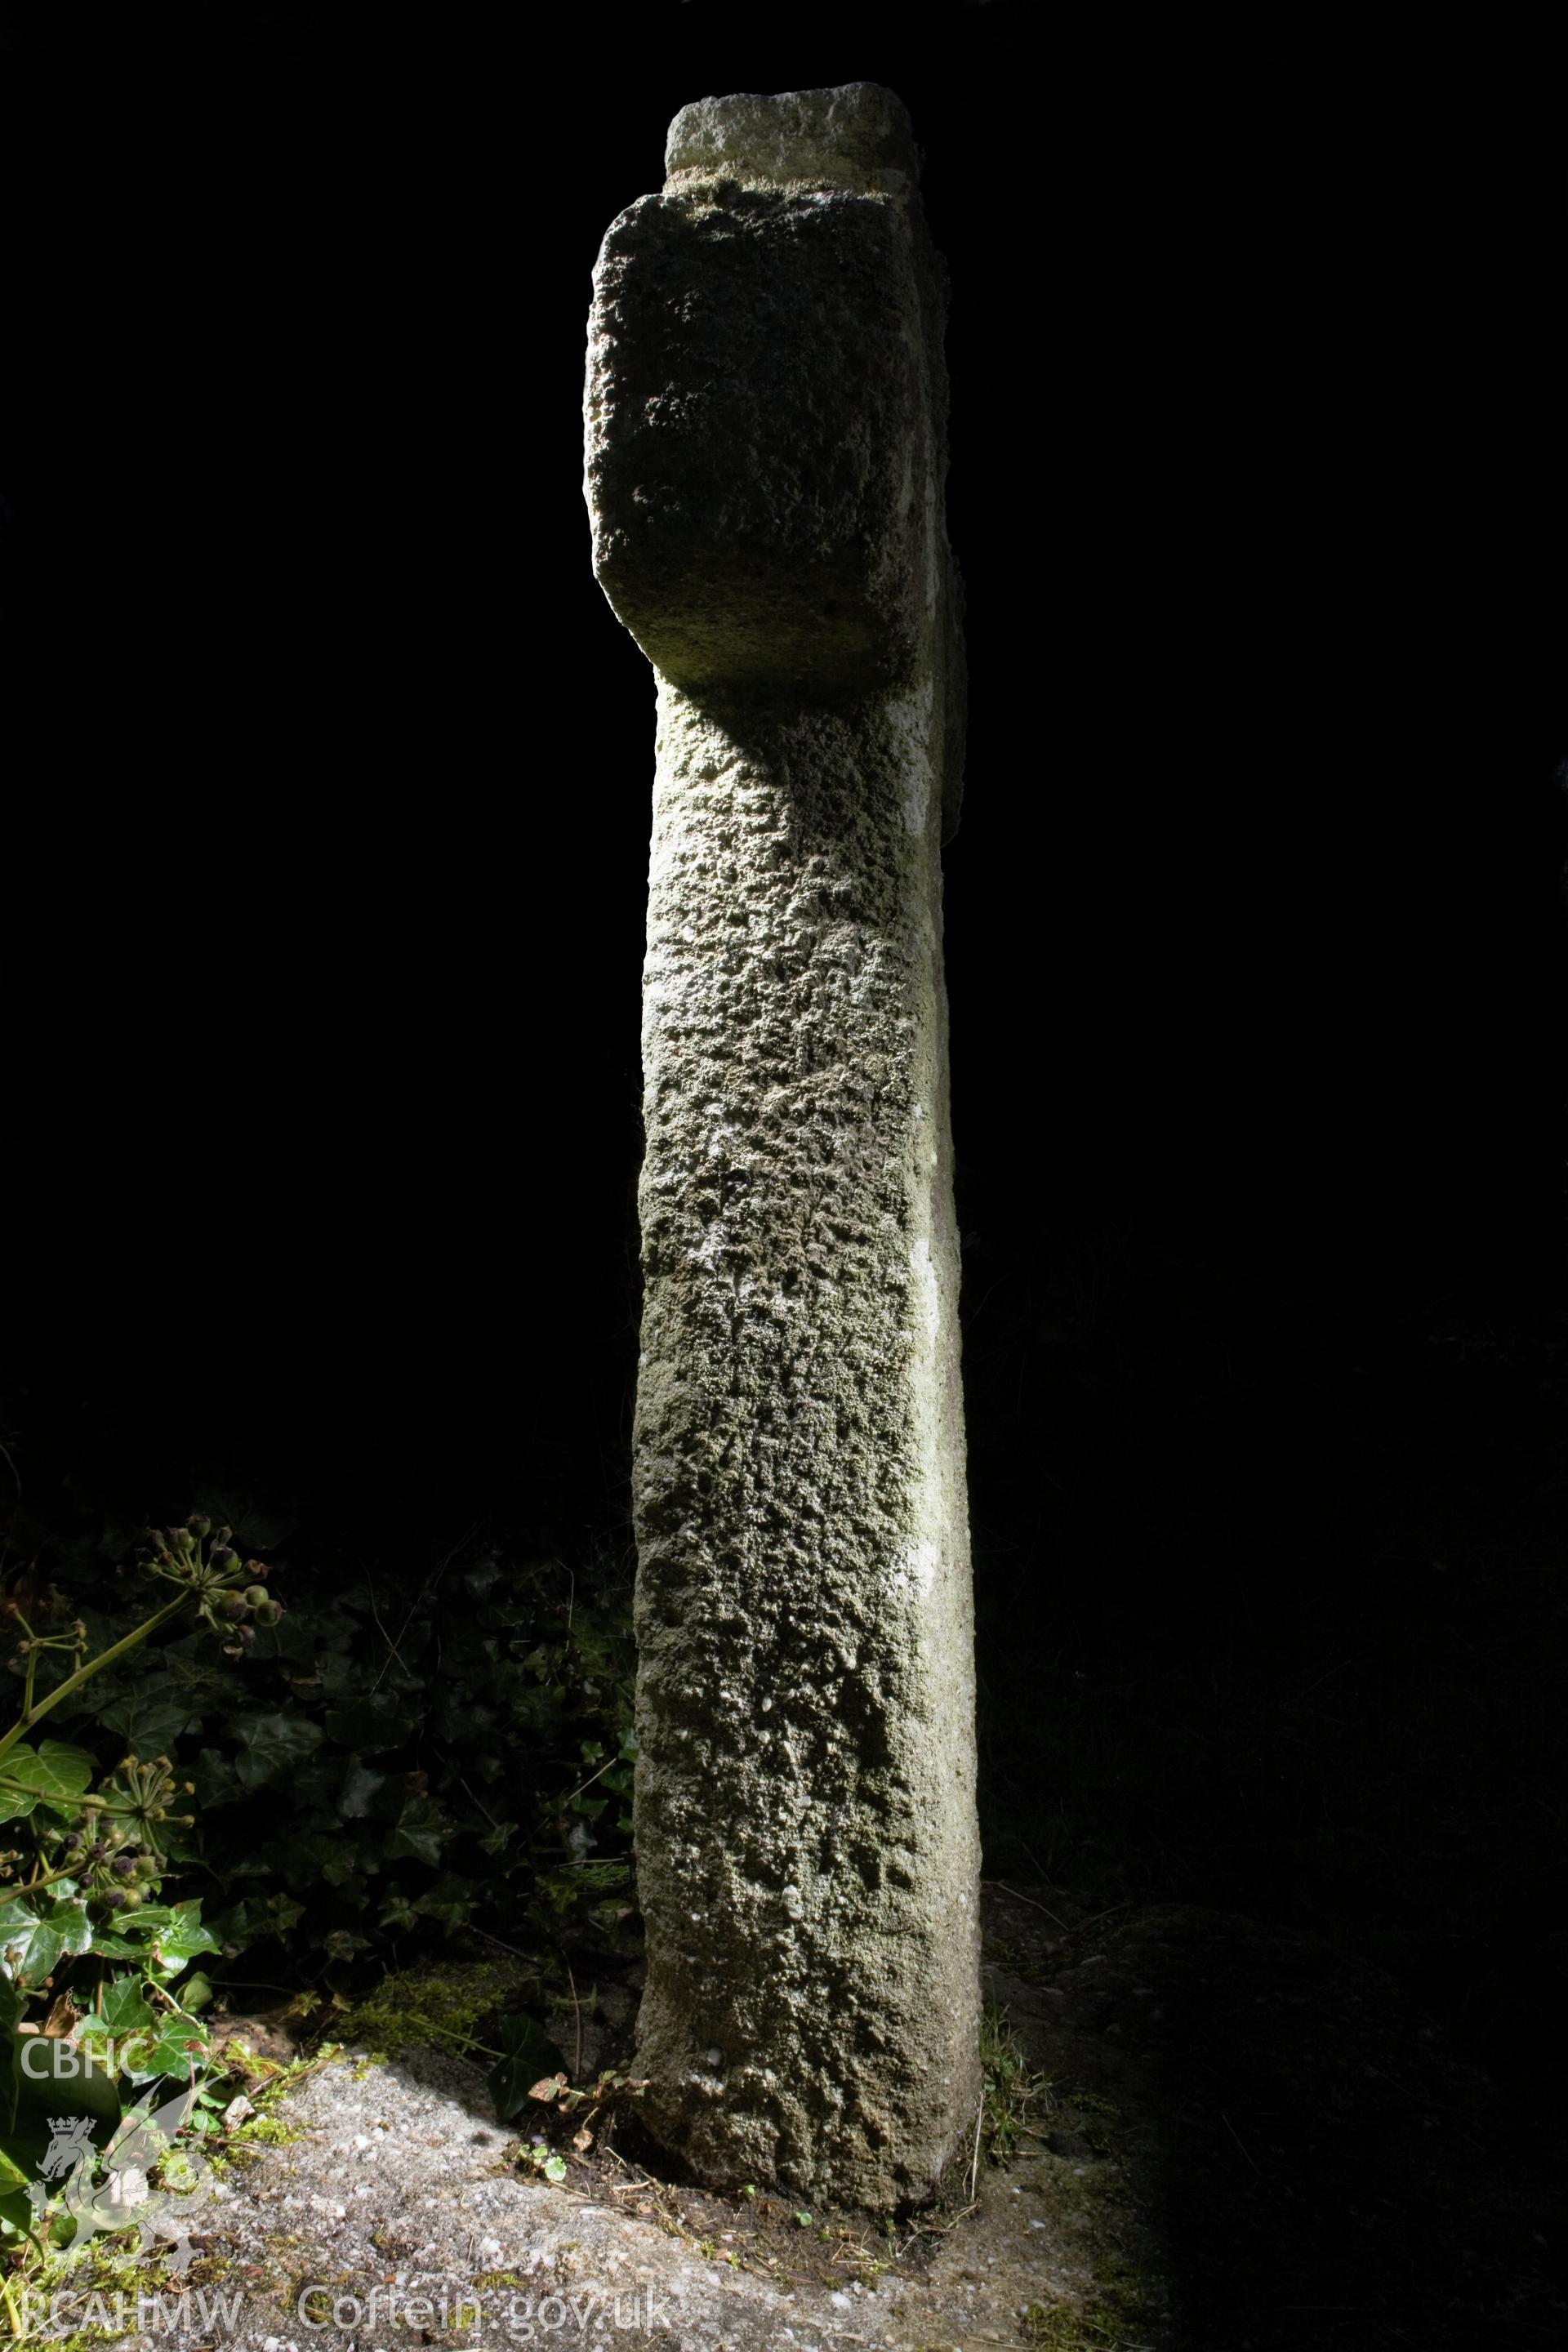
29,1891,1561,2351
58,2027,1097,2352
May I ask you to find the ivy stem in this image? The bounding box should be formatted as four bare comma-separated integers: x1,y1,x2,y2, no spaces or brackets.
0,1595,189,1762
15,1861,91,1897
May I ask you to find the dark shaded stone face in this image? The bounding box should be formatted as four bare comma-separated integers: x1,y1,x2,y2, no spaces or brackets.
586,185,929,705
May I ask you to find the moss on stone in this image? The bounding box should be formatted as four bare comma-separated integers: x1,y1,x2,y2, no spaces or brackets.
336,1962,523,2063
229,2111,303,2149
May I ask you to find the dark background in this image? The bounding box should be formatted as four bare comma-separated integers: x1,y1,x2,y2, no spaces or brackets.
5,3,1564,1494
2,0,1567,2131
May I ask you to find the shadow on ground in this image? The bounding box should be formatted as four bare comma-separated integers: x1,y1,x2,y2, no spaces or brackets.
984,1884,1566,2349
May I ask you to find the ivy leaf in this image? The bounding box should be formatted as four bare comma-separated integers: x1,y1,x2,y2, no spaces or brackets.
267,1833,365,1892
384,1794,446,1868
234,1713,325,1791
96,1691,202,1749
0,1741,96,1822
431,1686,499,1743
0,1897,92,1988
88,1902,215,1979
89,1974,157,2038
141,1902,221,1979
487,2013,564,2123
42,1898,92,1956
134,2014,210,2081
336,1760,386,1820
191,1748,245,1810
411,1876,476,1932
245,1610,318,1665
78,1984,154,2073
276,1760,344,1815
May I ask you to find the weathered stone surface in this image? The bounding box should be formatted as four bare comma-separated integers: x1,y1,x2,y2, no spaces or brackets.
585,82,978,2209
586,81,965,838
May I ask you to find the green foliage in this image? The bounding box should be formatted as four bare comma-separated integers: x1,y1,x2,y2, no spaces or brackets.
488,2012,566,2122
19,1508,639,1980
980,1998,1049,2165
0,1530,246,1984
0,1528,265,2291
500,2059,651,2180
0,1488,644,2272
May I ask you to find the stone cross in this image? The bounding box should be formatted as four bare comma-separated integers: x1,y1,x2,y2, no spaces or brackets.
584,82,980,2210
